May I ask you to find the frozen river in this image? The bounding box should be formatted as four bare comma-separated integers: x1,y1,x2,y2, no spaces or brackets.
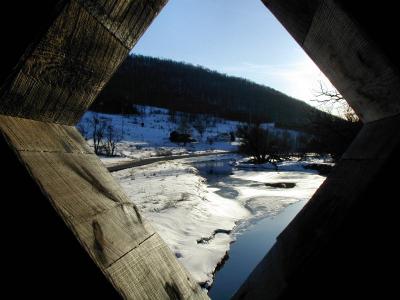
209,199,307,299
113,154,326,292
192,157,325,298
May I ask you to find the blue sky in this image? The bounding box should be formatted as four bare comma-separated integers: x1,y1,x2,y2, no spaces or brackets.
132,0,334,107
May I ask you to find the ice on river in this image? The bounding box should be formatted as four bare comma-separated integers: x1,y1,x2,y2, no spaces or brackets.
113,156,326,287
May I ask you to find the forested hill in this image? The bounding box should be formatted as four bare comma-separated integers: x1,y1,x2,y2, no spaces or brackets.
91,54,330,128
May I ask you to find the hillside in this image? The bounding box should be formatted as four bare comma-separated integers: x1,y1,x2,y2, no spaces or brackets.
78,105,301,164
91,55,330,128
77,106,326,287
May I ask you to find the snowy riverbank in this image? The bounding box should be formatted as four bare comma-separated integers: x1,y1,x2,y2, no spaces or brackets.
77,106,300,165
113,155,248,286
78,107,328,288
112,155,326,287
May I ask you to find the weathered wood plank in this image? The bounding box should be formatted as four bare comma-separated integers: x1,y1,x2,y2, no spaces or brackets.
18,151,132,221
233,158,389,299
0,115,91,153
0,1,127,125
264,0,400,123
73,201,155,268
0,0,167,125
302,0,400,122
261,0,320,45
106,233,207,300
76,0,168,49
233,114,400,299
342,114,400,160
0,117,208,299
0,130,122,298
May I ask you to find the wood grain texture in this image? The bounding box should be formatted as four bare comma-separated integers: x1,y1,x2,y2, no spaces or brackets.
342,114,400,160
303,0,400,122
0,0,167,125
0,115,91,153
76,0,168,49
0,117,208,299
106,233,206,300
261,0,320,45
0,130,122,298
0,1,67,89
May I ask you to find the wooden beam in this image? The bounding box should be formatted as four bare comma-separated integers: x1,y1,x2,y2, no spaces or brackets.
0,0,166,125
262,0,400,123
0,115,208,299
234,114,400,299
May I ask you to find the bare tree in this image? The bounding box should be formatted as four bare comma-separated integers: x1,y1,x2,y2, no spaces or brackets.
308,82,362,160
90,114,106,155
103,122,121,156
193,118,207,140
237,123,270,164
237,123,297,168
313,81,359,122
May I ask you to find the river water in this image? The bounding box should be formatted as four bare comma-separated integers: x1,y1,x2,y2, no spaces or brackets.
209,200,306,299
191,158,320,299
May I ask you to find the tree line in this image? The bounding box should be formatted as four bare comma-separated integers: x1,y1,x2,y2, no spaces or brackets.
91,54,334,129
90,54,361,161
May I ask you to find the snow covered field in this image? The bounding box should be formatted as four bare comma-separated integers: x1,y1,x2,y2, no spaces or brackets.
112,154,326,287
113,155,248,286
77,105,299,167
78,106,240,165
77,106,327,288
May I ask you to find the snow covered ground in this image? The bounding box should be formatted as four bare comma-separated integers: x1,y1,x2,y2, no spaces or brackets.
113,155,249,286
77,105,300,166
77,106,327,288
78,106,240,165
112,154,326,287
